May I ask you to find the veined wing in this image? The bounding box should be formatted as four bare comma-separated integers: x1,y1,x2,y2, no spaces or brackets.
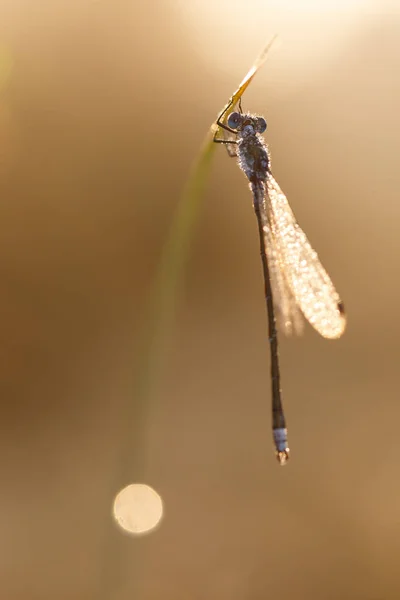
265,174,346,339
260,202,304,336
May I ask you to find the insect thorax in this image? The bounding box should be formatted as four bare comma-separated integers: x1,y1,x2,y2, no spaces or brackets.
237,134,270,184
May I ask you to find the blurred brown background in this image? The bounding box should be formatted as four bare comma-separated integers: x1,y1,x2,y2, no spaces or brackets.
0,1,400,598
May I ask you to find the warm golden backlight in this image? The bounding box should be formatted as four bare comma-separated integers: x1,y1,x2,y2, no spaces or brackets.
175,0,375,80
113,484,163,536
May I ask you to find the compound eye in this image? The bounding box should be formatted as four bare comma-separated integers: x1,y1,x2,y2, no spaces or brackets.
227,112,242,130
256,117,267,133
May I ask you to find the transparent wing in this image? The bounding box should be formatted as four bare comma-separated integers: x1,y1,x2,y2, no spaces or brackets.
261,208,305,336
265,174,346,339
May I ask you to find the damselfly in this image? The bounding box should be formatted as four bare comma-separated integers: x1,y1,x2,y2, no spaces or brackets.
214,98,346,465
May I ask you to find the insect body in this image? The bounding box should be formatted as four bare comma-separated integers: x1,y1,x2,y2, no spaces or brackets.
214,104,345,464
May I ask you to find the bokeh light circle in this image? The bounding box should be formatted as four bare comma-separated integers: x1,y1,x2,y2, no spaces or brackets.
113,483,163,536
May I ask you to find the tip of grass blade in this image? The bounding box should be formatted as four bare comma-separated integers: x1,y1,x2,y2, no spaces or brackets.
218,34,279,128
